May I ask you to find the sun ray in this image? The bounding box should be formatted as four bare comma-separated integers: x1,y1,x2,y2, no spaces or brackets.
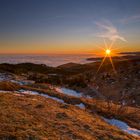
109,40,115,49
94,39,118,80
109,55,117,74
94,54,107,77
94,44,106,51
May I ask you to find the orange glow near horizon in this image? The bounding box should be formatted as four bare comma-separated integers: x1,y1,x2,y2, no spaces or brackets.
0,38,140,55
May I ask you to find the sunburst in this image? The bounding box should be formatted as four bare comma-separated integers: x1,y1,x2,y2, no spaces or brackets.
94,39,117,78
106,49,111,55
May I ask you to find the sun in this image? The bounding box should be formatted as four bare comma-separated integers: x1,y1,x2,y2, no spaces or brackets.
105,49,111,55
94,40,117,79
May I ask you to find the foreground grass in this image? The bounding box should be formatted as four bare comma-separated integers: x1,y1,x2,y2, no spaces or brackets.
22,84,140,130
0,82,20,91
0,93,137,140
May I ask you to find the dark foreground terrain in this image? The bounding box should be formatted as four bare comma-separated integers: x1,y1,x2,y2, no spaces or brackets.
0,54,139,139
0,54,139,106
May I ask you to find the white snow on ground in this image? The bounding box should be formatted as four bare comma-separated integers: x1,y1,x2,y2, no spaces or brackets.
75,103,85,109
0,89,85,106
0,89,64,103
103,117,140,136
19,89,64,103
0,73,13,81
19,89,39,95
55,87,82,97
55,87,91,98
0,89,86,108
0,73,91,98
0,73,34,85
10,80,34,85
40,94,64,103
19,89,86,108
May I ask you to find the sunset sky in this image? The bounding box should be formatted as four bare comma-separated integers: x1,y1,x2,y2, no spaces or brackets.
0,0,140,54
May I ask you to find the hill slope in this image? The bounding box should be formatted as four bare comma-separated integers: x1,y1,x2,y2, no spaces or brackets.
0,93,137,140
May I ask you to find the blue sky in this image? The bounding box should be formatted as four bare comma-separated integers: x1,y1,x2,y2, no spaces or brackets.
0,0,140,54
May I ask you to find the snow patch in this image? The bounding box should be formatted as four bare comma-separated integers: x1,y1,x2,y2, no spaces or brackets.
11,80,34,85
55,87,82,97
55,87,91,98
75,103,85,109
19,89,64,103
103,117,140,136
40,94,64,103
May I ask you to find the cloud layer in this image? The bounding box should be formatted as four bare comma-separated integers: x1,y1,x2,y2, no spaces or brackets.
96,21,126,42
121,15,140,24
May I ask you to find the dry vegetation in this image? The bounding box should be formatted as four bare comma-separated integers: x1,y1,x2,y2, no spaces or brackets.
0,82,20,91
22,84,140,130
0,57,139,139
0,93,138,140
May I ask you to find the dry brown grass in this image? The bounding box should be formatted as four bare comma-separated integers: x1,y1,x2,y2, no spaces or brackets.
0,82,20,91
22,85,140,130
83,98,140,130
0,93,138,140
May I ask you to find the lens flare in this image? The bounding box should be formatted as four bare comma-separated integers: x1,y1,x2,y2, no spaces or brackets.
106,49,111,55
94,39,117,79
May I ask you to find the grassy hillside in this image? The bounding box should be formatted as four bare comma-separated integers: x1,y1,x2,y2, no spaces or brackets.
0,92,137,140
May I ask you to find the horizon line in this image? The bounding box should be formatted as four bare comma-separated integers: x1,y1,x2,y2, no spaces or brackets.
0,50,139,55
